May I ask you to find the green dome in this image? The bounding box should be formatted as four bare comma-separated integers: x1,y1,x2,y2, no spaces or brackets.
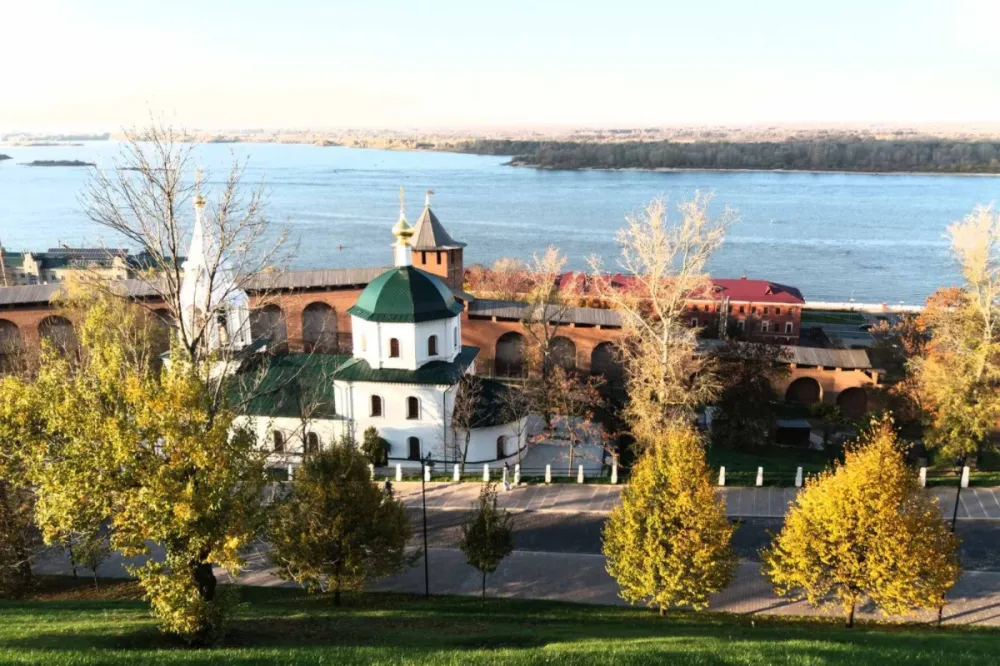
347,266,464,323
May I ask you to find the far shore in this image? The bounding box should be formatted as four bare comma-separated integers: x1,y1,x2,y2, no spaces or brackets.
503,159,1000,178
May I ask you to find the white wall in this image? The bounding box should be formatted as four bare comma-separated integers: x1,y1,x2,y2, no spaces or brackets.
350,315,461,371
334,379,455,463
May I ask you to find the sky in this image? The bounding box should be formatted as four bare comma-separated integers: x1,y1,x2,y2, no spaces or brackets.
3,0,999,132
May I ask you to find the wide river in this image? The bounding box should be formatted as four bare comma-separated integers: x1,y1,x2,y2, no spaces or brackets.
2,141,998,303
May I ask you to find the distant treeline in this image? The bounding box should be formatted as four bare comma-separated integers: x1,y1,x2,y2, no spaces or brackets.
453,139,1000,173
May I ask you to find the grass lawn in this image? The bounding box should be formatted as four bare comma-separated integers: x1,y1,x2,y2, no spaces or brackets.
3,577,997,665
801,310,868,326
707,445,839,486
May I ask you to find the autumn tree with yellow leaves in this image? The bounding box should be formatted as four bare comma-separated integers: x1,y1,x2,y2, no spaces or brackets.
602,424,735,614
763,417,960,627
3,287,269,643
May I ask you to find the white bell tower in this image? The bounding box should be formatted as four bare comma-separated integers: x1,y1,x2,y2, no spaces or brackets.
179,172,252,353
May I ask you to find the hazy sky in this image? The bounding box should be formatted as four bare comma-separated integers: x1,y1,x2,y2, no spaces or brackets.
4,0,999,132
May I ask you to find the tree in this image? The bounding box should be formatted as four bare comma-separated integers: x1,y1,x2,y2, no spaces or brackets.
868,314,927,437
451,374,484,472
459,483,514,607
361,426,388,466
81,120,289,370
763,417,960,627
7,287,269,643
0,383,39,598
709,340,789,451
521,247,574,376
913,206,1000,465
539,365,604,474
498,384,531,464
76,531,110,591
464,257,531,300
603,424,735,614
589,194,735,447
269,439,413,605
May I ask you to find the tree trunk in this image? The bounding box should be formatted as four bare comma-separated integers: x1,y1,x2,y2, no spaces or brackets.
481,570,486,608
334,566,342,606
69,544,78,580
659,606,665,617
846,601,855,628
192,560,217,602
93,569,100,591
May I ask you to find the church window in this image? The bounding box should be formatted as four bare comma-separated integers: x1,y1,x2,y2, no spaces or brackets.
272,430,285,453
389,338,400,358
305,432,319,454
371,395,383,417
428,335,438,356
406,397,419,420
436,251,442,265
408,437,421,461
496,436,505,459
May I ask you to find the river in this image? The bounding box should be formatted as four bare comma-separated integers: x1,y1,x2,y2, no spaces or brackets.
2,141,998,303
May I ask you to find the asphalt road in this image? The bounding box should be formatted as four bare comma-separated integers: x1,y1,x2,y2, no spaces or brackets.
409,509,1000,571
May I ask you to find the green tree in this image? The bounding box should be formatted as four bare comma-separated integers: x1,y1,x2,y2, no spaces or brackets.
76,531,110,591
360,426,388,466
459,483,514,607
763,416,960,627
710,340,789,451
7,288,269,643
269,439,413,605
603,425,735,614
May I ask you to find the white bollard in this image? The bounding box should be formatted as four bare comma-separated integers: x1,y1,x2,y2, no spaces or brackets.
795,467,803,488
369,463,375,480
424,464,431,483
545,464,552,484
718,466,726,487
755,467,764,487
611,459,618,485
577,465,584,484
453,464,461,482
395,464,402,482
483,463,490,482
514,463,521,486
502,466,509,487
919,467,927,488
961,466,971,489
288,464,295,481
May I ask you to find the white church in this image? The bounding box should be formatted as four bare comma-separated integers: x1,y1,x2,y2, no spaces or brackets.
177,186,528,475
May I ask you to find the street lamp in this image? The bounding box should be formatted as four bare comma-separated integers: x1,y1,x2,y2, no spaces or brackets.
421,453,433,598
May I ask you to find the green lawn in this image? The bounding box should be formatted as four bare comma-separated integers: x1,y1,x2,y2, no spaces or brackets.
801,310,868,326
1,577,997,665
707,445,839,486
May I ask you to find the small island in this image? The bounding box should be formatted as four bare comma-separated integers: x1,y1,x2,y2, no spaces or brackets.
22,159,96,168
0,154,10,162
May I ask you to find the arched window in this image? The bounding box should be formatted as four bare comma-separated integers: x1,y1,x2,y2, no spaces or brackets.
272,430,285,453
389,338,400,358
428,335,438,356
371,395,383,417
305,432,319,454
408,437,420,461
406,397,419,420
496,436,505,459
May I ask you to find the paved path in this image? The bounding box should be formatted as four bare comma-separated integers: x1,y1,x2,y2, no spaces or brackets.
36,543,1000,627
396,481,1000,520
234,549,1000,627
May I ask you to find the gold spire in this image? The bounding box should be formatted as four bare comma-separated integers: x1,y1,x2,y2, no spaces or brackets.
392,186,414,244
194,169,206,208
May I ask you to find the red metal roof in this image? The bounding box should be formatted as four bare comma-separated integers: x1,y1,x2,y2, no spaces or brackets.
703,278,804,305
